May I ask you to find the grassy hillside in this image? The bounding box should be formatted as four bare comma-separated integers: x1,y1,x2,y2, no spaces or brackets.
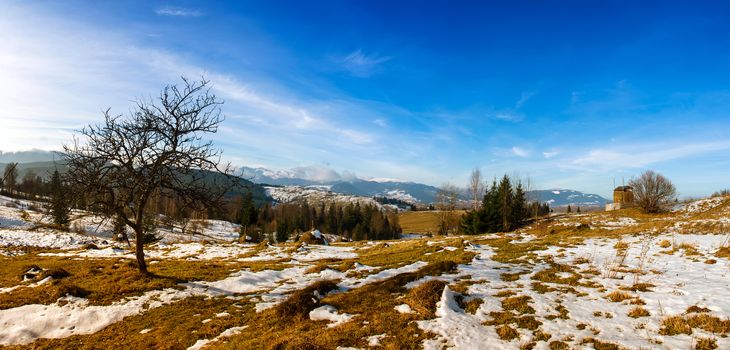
1,196,730,349
398,210,466,234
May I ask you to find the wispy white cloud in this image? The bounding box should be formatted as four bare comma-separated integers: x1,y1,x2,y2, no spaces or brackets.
491,112,524,122
373,118,388,127
571,141,730,171
511,146,529,157
155,7,203,17
542,150,559,159
339,49,391,77
515,91,534,109
0,4,415,182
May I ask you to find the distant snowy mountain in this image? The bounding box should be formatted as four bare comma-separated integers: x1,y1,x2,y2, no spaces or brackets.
527,189,608,207
265,185,395,209
241,166,439,204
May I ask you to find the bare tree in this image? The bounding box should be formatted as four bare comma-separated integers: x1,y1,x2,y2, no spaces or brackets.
436,183,460,211
435,183,461,235
2,163,18,194
629,170,677,213
63,77,237,274
468,168,485,210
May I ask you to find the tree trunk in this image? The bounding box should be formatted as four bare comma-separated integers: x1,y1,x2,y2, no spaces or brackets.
134,227,148,274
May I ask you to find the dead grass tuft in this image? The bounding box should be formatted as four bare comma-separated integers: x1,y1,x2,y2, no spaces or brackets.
275,280,339,318
687,305,712,314
695,338,718,350
606,290,634,303
659,316,692,335
405,280,447,317
496,325,519,341
501,272,525,282
502,295,535,315
676,242,701,256
628,306,650,318
463,297,484,314
614,241,629,250
715,246,730,258
533,329,551,341
549,340,570,350
580,337,622,350
619,283,654,292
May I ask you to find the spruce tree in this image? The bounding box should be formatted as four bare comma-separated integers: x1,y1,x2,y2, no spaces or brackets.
239,191,256,240
49,170,70,229
567,205,572,213
511,182,527,229
497,175,513,232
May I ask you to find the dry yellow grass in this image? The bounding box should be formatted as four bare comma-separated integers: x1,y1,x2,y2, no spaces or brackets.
628,306,650,318
606,290,634,303
398,210,466,234
1,296,254,349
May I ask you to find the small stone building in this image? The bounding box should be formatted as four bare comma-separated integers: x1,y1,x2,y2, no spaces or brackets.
606,186,634,211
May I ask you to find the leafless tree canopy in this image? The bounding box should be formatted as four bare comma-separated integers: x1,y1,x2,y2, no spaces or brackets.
468,168,484,210
629,170,677,213
436,183,460,211
2,163,19,193
435,183,461,235
63,77,237,273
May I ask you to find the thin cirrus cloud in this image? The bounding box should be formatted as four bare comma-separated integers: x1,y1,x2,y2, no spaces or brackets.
570,140,730,172
155,7,203,17
511,146,530,157
542,151,559,159
339,49,392,77
0,4,432,181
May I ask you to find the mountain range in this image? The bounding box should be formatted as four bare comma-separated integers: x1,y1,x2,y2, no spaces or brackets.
241,166,438,204
241,166,609,206
1,151,609,207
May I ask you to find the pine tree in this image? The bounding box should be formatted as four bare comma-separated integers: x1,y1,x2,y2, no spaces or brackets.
497,175,513,232
511,182,527,230
49,170,70,229
567,205,572,213
239,191,256,240
577,206,581,213
276,219,290,243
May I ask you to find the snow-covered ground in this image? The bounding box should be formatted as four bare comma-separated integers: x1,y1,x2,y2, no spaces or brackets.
1,196,730,348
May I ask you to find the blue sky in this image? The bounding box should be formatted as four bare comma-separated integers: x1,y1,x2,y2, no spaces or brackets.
2,1,730,197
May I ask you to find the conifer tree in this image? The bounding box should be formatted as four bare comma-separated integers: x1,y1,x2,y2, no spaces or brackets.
49,170,70,229
497,175,513,231
567,205,572,213
511,182,527,229
239,191,256,240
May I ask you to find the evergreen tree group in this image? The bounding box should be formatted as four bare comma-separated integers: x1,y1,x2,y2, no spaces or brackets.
460,175,549,235
238,198,401,243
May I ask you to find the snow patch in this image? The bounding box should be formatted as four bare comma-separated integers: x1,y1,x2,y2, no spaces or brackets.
309,305,354,328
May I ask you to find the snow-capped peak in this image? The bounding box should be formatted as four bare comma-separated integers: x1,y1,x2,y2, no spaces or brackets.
366,177,405,183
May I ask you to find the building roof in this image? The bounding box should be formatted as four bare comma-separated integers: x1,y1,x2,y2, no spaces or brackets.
614,186,633,192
